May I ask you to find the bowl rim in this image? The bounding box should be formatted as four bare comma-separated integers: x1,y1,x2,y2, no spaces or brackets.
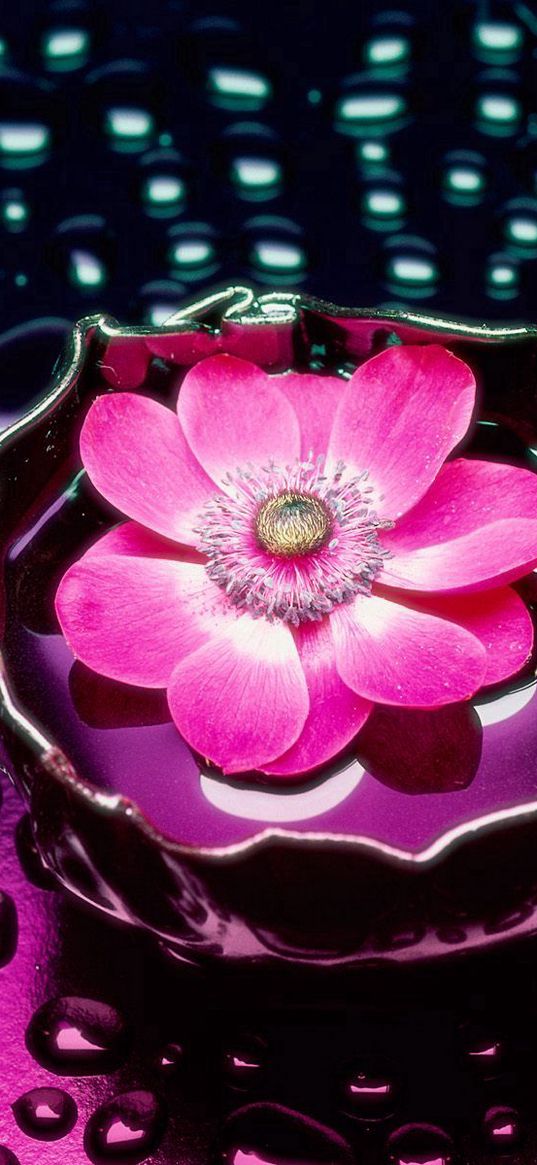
2,283,537,871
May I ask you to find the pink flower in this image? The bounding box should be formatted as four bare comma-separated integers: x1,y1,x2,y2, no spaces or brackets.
55,346,537,777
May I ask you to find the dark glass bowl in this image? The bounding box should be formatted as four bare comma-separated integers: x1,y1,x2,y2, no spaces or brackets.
2,285,537,968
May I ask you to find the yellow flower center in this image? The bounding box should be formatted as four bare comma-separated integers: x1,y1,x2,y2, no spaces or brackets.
255,491,331,558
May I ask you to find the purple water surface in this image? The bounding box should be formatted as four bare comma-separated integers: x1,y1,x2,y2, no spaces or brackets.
5,387,537,860
6,614,537,856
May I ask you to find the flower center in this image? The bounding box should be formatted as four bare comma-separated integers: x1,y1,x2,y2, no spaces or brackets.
255,491,331,557
195,455,393,625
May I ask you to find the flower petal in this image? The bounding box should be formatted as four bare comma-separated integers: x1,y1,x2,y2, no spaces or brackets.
85,521,204,562
80,392,216,544
355,702,482,794
409,587,533,686
274,371,345,458
327,345,476,519
262,619,372,776
55,554,233,687
380,459,537,592
167,617,309,772
331,593,487,706
176,354,301,485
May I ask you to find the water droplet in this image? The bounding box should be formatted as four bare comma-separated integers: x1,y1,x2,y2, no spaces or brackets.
460,1023,503,1074
1,189,29,232
387,1123,454,1165
475,93,521,137
84,1090,165,1163
0,891,17,967
0,122,51,162
105,107,155,152
68,248,107,290
442,150,486,208
156,1041,184,1071
386,254,439,292
231,156,282,200
365,34,410,68
486,254,519,301
0,1149,20,1165
483,1105,520,1149
483,902,534,934
250,239,306,276
336,91,407,132
221,1103,353,1164
223,1035,267,1088
472,21,523,64
171,238,214,268
12,1087,77,1141
341,1059,397,1120
42,27,90,72
505,208,537,252
27,996,129,1075
362,187,406,230
436,924,466,945
207,67,272,112
168,224,218,280
142,174,186,218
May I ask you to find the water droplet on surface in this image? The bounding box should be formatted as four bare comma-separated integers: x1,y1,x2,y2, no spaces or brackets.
336,91,407,132
221,1103,353,1164
387,1123,455,1165
168,223,218,280
386,253,439,294
27,996,129,1074
341,1059,397,1120
223,1035,267,1087
0,122,51,164
475,93,521,137
486,254,519,301
156,1041,184,1071
0,891,17,967
142,174,186,218
1,188,30,232
12,1087,77,1141
68,248,107,290
472,21,523,64
442,151,486,207
230,156,282,200
365,34,410,69
483,1105,520,1149
42,26,90,72
0,1149,20,1165
84,1090,165,1162
436,924,466,945
460,1023,503,1074
207,67,272,112
105,107,155,152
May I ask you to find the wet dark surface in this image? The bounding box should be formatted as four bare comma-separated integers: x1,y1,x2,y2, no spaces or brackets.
4,0,537,1161
3,764,537,1161
3,324,537,1162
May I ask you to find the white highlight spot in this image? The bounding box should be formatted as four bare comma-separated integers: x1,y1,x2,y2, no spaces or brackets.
475,683,536,727
200,759,365,823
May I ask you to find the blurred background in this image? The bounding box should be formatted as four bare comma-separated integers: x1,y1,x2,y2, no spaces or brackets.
3,0,537,413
